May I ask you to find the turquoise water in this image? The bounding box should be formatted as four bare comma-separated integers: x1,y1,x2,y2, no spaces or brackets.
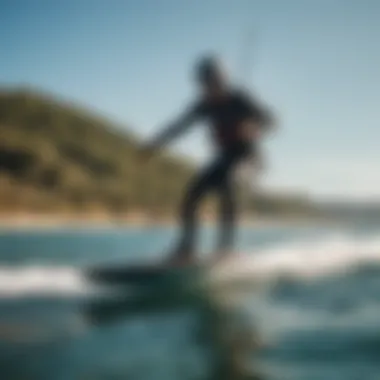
0,223,380,380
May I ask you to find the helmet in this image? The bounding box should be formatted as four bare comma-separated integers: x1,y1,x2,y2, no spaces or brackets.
194,55,224,84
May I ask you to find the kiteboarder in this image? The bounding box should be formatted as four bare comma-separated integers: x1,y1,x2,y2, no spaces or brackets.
142,54,275,265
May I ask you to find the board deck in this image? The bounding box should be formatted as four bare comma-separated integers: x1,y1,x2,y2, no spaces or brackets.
87,263,203,288
86,254,254,293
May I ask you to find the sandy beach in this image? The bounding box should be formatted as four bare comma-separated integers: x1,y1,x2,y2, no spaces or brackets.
0,212,334,230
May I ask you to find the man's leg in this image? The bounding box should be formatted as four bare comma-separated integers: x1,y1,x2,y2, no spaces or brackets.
169,161,220,262
214,145,251,257
217,178,236,255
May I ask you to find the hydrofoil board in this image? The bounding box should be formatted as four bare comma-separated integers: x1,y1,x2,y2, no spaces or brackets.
87,262,203,288
86,254,253,292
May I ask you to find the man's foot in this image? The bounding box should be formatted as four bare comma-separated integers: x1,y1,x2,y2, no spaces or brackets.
163,252,196,267
209,249,234,265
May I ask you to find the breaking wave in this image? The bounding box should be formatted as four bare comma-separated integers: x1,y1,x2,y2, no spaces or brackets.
1,233,380,297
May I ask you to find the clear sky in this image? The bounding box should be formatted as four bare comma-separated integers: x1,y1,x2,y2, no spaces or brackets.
1,0,379,200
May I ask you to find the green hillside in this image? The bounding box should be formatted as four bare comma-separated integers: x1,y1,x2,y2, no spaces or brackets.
0,87,315,219
0,87,195,216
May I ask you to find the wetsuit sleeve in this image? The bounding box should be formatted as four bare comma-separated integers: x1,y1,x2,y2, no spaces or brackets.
237,90,275,131
149,101,204,149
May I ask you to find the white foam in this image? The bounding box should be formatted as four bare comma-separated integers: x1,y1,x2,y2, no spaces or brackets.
1,233,380,298
212,233,380,283
0,266,90,298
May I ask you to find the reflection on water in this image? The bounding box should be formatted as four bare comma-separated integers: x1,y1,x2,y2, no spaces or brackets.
0,283,264,380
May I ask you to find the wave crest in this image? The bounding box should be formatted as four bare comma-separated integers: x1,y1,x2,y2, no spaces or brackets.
1,234,380,297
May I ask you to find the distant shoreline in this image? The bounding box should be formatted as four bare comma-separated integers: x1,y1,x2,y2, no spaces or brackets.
0,213,336,230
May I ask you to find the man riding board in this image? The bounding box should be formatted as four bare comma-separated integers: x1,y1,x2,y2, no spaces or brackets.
142,55,275,266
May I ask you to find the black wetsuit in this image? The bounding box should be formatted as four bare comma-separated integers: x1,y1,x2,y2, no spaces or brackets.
153,88,272,256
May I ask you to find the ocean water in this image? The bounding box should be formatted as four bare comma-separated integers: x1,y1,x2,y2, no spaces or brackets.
0,222,380,380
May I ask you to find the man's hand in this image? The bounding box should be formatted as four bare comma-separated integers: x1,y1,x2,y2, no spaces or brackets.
239,120,262,140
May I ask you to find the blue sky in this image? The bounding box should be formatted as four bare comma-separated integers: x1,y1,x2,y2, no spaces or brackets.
1,0,379,200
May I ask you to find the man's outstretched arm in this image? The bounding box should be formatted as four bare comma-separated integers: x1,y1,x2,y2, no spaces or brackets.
146,104,201,151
